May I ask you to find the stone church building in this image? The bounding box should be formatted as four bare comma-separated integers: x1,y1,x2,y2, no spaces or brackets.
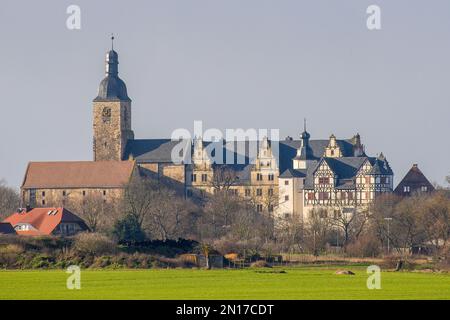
21,43,396,223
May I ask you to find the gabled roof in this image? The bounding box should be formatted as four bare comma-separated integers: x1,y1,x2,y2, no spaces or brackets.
279,168,306,179
22,161,135,189
3,207,89,236
394,164,435,194
0,222,16,234
321,157,367,179
278,138,356,173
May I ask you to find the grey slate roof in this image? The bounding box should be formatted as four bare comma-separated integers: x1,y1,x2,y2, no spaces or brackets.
124,139,182,163
94,50,131,102
124,137,392,190
279,168,306,179
125,138,357,168
94,76,130,101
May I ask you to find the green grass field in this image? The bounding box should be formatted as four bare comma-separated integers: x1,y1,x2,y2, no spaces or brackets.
0,266,449,300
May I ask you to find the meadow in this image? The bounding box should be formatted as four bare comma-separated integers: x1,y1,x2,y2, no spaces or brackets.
0,266,449,300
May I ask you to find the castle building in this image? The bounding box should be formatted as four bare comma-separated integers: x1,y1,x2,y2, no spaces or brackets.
278,127,394,221
20,41,395,223
21,161,136,208
89,42,394,221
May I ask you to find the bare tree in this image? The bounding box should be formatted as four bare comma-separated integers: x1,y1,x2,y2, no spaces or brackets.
144,188,195,240
210,165,239,192
68,194,119,232
304,208,332,255
274,215,304,253
123,177,157,228
123,177,196,240
419,191,450,251
0,180,20,219
328,202,371,247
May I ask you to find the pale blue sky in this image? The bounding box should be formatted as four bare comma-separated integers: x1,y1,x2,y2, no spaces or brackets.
1,0,449,188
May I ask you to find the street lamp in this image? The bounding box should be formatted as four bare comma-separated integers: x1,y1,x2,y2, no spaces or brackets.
384,217,392,254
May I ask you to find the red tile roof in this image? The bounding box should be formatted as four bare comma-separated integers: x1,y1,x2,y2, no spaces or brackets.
3,207,88,236
21,160,135,189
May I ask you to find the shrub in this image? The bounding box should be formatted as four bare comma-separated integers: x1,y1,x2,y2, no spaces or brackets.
345,235,381,258
0,244,24,255
30,254,55,269
73,232,116,256
112,214,146,244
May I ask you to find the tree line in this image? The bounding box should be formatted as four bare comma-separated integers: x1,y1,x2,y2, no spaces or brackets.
1,175,449,259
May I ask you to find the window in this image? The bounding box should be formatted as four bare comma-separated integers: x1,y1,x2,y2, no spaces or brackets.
191,174,197,182
403,186,410,193
103,190,107,196
380,177,389,184
365,177,371,184
268,174,274,181
284,195,289,201
348,192,354,200
421,186,428,192
256,173,263,181
201,174,208,182
268,205,274,212
42,200,45,205
284,180,289,185
257,189,263,196
268,189,274,196
318,177,330,184
42,191,45,197
318,192,329,200
307,193,315,200
62,191,66,197
82,190,86,196
29,189,36,206
256,204,263,212
245,189,251,197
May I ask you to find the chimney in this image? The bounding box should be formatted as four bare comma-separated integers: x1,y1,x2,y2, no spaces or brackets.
413,164,418,168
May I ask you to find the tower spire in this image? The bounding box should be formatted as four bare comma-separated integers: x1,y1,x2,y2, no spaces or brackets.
111,33,115,50
304,118,307,132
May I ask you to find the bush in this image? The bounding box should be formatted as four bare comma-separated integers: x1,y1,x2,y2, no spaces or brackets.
112,214,146,244
73,232,116,256
345,235,381,258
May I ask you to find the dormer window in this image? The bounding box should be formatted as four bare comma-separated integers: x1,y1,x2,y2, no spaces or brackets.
403,186,410,193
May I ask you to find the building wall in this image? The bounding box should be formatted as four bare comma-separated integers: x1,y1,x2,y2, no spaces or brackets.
93,100,134,161
21,187,124,207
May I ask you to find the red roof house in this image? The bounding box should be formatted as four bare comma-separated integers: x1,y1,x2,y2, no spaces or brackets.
3,207,89,236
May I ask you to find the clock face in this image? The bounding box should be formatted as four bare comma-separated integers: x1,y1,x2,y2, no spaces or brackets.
102,107,111,122
102,107,111,117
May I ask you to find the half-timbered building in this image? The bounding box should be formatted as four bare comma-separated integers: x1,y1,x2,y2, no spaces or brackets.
278,128,393,222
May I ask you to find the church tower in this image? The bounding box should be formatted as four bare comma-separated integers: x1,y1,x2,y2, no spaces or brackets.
93,36,134,161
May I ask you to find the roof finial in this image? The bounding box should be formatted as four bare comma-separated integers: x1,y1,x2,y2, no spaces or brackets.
111,33,115,50
304,118,307,132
